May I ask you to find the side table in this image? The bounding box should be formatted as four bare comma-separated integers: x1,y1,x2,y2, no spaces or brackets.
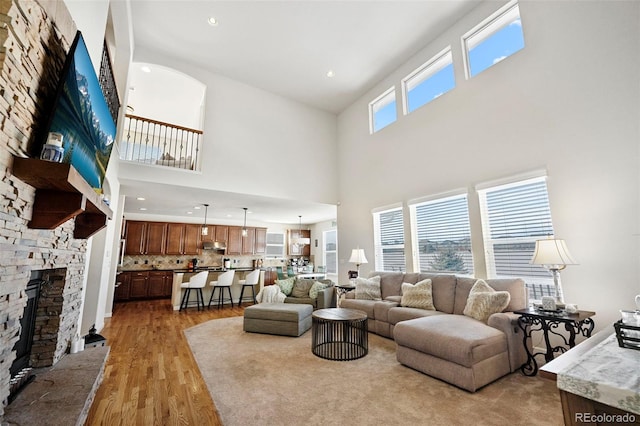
335,284,356,307
515,308,596,376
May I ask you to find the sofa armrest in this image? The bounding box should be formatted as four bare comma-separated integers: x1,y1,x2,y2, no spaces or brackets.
317,286,336,309
488,312,529,372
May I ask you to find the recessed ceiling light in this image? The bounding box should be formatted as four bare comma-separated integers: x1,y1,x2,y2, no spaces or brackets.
141,66,151,73
207,17,218,26
139,207,147,211
194,206,201,210
226,214,232,217
136,197,145,201
326,70,335,78
187,211,193,215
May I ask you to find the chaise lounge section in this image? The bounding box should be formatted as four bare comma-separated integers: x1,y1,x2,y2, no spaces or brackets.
340,272,528,391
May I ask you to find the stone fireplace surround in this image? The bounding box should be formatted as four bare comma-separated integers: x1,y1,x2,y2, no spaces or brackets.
0,0,86,417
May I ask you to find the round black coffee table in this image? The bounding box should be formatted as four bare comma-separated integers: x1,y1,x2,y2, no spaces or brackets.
311,308,368,361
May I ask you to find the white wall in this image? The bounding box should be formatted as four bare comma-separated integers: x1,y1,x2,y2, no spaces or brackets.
119,47,339,206
336,0,640,330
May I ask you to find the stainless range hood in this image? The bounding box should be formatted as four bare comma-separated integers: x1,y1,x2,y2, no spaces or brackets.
202,241,227,251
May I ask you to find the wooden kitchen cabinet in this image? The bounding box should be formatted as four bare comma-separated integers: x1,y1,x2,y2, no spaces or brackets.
215,225,228,244
148,271,172,298
124,221,166,255
183,224,202,254
145,222,167,254
254,227,267,254
114,272,131,301
165,223,184,255
129,272,149,299
227,226,243,255
124,221,146,255
242,227,256,254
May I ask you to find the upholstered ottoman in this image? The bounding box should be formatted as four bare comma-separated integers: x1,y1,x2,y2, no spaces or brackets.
243,303,313,337
393,315,511,392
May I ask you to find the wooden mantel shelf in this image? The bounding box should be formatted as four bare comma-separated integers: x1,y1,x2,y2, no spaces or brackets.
11,157,113,238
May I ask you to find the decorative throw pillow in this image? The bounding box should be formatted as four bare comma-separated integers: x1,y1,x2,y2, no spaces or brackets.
463,279,511,323
355,276,382,300
291,279,314,298
401,279,435,310
275,276,295,296
309,281,330,300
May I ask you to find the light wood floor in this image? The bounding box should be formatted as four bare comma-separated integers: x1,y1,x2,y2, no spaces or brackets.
85,299,246,425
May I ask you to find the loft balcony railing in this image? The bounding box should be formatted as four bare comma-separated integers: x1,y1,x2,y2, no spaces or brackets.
119,114,203,171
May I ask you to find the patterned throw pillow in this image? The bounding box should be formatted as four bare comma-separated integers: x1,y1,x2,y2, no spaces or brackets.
309,281,330,300
401,279,435,310
291,279,314,298
354,276,382,300
463,279,511,323
275,276,295,296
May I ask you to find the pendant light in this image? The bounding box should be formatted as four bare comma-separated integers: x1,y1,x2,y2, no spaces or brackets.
201,203,209,236
292,215,310,246
242,207,248,237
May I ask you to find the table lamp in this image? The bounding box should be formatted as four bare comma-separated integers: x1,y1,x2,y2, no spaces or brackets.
530,238,577,303
348,248,368,277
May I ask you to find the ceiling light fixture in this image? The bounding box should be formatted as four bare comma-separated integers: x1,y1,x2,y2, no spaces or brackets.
207,17,218,26
326,70,335,78
136,197,145,201
202,203,210,236
141,65,151,73
139,207,147,211
291,215,311,248
242,207,248,237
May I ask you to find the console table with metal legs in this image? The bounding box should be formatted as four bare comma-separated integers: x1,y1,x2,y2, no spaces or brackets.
514,308,596,377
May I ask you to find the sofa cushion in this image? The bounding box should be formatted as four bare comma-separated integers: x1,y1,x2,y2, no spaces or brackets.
454,276,526,314
418,274,457,314
401,279,435,310
309,281,330,300
275,276,295,296
463,279,511,323
339,299,376,318
284,296,315,307
373,300,400,324
393,315,508,368
291,279,314,298
369,271,405,299
388,306,445,325
355,276,382,300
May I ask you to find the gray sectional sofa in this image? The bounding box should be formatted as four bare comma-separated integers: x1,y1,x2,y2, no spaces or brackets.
340,271,529,392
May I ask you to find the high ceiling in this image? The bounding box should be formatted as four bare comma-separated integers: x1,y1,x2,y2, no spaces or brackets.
120,0,479,225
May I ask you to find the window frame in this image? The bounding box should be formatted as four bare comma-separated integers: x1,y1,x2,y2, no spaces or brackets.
323,229,337,275
408,191,473,275
401,47,455,115
462,0,524,79
477,173,558,301
369,86,397,134
372,203,406,272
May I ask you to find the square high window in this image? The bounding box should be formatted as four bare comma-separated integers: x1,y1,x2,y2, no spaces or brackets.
463,1,525,78
402,48,455,114
369,87,397,133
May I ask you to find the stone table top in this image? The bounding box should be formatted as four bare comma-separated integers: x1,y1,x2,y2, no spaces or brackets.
557,333,640,415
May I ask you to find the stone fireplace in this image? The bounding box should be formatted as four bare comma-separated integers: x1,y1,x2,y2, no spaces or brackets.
0,0,84,417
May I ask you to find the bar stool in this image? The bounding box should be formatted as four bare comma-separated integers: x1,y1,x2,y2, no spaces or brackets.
208,270,235,309
237,269,260,306
179,271,208,311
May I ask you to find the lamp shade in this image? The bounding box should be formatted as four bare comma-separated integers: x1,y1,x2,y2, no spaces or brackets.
530,239,578,269
348,249,368,265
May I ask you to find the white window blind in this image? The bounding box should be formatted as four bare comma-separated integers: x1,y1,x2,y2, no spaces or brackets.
478,176,556,300
373,206,406,272
410,194,473,274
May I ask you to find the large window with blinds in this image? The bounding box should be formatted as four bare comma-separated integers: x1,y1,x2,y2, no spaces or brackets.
372,206,406,272
409,193,473,274
477,176,556,301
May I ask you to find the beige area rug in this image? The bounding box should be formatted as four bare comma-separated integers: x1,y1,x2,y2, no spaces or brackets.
185,317,563,426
